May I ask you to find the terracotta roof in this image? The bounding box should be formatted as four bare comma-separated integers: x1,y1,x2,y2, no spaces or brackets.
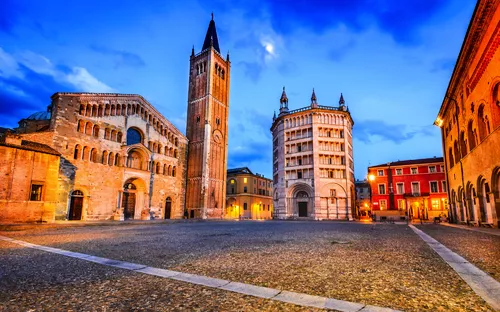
369,157,444,168
0,139,60,156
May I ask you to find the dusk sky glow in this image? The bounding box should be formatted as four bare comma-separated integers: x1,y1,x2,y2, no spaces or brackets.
0,0,476,179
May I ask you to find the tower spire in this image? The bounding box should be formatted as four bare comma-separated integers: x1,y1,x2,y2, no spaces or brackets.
202,15,220,53
339,93,345,105
311,88,317,107
279,86,289,114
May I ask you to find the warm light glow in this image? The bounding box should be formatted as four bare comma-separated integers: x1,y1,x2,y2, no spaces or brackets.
364,203,368,208
230,180,234,184
434,117,444,127
368,174,375,181
244,178,247,183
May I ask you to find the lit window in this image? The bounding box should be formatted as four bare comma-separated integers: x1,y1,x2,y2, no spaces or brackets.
431,199,440,210
380,200,387,209
411,168,417,174
244,178,247,183
397,199,405,209
230,180,234,184
30,184,43,201
377,169,384,176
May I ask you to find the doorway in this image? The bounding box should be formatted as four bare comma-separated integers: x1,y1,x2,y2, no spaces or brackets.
298,202,308,217
123,182,137,219
165,197,172,219
69,190,84,220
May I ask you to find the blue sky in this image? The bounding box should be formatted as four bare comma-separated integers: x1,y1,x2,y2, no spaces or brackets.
0,0,476,179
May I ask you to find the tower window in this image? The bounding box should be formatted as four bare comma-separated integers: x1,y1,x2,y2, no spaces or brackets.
196,116,200,123
216,118,220,126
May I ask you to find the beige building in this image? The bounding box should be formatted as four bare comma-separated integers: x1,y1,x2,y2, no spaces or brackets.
225,167,273,219
434,0,500,227
271,88,355,220
7,93,187,222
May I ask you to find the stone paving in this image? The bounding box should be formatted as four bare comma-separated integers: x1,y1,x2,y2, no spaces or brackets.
0,221,496,311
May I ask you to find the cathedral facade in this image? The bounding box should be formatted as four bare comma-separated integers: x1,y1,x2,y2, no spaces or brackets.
271,89,356,220
0,17,228,222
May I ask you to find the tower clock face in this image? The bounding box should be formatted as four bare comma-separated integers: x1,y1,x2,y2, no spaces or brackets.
213,130,223,143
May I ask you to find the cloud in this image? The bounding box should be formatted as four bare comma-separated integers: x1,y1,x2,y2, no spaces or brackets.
238,61,264,83
0,47,115,127
354,119,435,144
430,57,456,73
90,45,146,68
328,40,356,62
228,140,271,167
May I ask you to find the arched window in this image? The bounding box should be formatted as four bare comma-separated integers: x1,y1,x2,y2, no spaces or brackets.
459,131,467,157
467,121,476,151
448,148,454,169
79,104,85,115
108,152,114,166
117,132,123,143
493,82,500,106
105,104,110,116
74,145,81,160
174,138,178,147
126,128,142,145
127,150,143,170
82,146,89,161
172,166,176,177
90,148,97,162
93,125,100,138
77,120,85,133
116,105,121,115
115,154,120,166
85,122,92,134
156,162,161,174
163,164,167,175
174,149,178,158
104,128,110,140
477,105,488,141
454,140,460,161
102,151,108,165
111,130,117,141
98,105,103,117
168,165,172,176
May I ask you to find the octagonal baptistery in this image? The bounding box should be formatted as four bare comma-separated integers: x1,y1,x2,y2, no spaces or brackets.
271,88,356,220
16,93,187,221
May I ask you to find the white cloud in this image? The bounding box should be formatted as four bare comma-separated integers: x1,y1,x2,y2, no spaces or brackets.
65,67,115,93
0,47,115,93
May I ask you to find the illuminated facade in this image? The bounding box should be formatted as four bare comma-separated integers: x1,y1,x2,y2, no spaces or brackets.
355,179,371,219
368,158,448,221
271,89,355,220
435,0,500,227
225,167,273,219
185,16,230,219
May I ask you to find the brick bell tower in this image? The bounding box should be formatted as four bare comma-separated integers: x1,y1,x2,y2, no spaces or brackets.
185,14,230,219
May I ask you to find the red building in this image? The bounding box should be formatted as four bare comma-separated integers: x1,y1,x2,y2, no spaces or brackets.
367,157,448,221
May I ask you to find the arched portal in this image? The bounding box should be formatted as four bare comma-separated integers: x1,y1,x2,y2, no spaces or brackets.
296,191,309,217
123,181,137,219
68,190,84,220
127,127,143,145
165,197,172,219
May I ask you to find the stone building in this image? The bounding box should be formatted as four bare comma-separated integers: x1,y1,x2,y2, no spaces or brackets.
0,16,229,223
0,134,61,223
185,15,230,219
355,179,371,219
225,167,273,219
434,0,500,227
271,88,355,220
368,158,448,221
10,93,187,221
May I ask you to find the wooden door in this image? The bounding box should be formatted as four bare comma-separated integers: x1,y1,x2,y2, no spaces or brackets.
298,202,308,217
165,200,171,219
69,196,83,220
123,193,136,219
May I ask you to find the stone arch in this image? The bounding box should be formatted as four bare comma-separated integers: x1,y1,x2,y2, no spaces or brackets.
127,127,144,145
77,120,85,133
82,146,90,161
459,130,467,157
476,176,491,223
68,189,85,220
102,151,108,165
90,148,98,163
457,186,466,222
466,181,477,221
93,125,100,138
467,120,476,151
111,130,117,141
287,182,314,217
172,166,176,177
490,167,500,226
126,147,148,170
104,128,110,140
74,144,82,160
448,147,454,169
108,152,114,166
122,177,147,220
117,131,123,143
85,122,93,134
477,103,489,141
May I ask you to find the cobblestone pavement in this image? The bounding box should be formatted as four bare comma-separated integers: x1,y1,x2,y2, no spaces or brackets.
416,224,500,282
0,221,494,311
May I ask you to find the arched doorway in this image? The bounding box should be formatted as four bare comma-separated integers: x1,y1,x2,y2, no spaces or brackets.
69,190,84,220
296,191,309,217
123,182,137,219
165,197,172,219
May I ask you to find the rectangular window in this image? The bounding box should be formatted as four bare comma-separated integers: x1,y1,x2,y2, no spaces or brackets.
412,182,420,194
429,166,436,173
397,199,405,209
244,186,247,193
377,169,384,176
442,181,447,192
411,168,417,174
297,171,302,179
430,181,438,193
231,187,234,194
244,203,247,210
30,184,43,201
244,178,247,183
230,180,234,184
396,183,404,194
380,200,387,210
440,165,444,172
431,199,440,210
378,184,386,195
395,168,402,175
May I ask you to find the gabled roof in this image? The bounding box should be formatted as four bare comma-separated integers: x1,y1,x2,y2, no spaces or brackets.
202,17,220,53
0,139,60,156
227,167,253,175
369,157,444,168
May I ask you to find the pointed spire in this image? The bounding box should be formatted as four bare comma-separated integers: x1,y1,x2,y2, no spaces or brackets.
280,86,288,105
339,93,345,105
311,88,317,105
226,51,230,62
202,15,220,53
191,45,195,57
273,110,276,120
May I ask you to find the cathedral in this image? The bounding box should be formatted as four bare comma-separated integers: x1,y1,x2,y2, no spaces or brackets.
0,17,229,223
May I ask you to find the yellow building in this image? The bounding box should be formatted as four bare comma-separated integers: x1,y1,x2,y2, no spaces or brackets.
225,167,273,219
